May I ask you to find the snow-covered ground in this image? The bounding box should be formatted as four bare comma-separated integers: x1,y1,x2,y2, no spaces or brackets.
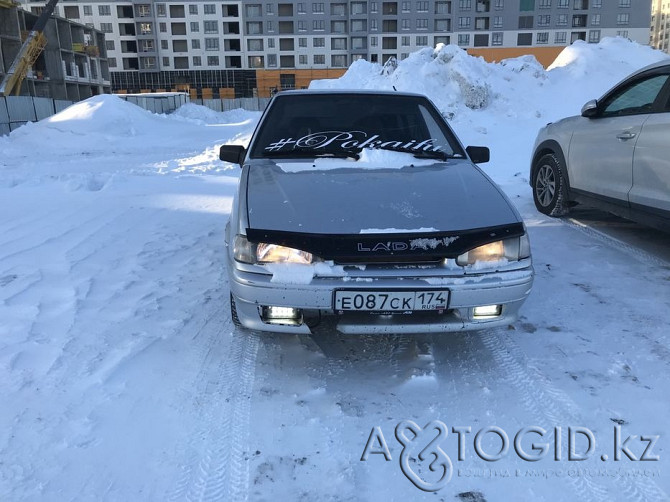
1,38,669,501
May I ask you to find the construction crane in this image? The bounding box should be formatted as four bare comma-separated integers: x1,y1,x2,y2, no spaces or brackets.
0,0,59,96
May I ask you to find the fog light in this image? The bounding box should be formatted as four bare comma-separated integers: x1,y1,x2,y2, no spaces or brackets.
261,306,303,326
473,304,502,319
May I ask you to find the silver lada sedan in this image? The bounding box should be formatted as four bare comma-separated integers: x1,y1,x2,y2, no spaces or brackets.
220,90,533,334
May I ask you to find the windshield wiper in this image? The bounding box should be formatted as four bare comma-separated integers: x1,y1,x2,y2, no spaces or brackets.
262,150,360,160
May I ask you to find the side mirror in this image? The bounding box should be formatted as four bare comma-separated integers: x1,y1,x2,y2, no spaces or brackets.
219,145,246,165
466,146,490,164
581,99,598,118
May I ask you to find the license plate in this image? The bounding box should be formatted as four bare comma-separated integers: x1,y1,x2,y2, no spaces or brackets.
334,290,449,312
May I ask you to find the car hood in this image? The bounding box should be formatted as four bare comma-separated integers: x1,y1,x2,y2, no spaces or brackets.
246,158,520,234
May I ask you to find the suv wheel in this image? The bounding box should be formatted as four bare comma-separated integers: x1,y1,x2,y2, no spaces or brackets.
230,293,241,327
532,153,569,216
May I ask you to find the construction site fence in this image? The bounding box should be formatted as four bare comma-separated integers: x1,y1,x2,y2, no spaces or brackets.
1,94,270,136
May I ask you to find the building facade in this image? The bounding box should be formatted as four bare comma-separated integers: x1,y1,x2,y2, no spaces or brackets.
16,0,651,98
1,1,110,98
651,0,669,53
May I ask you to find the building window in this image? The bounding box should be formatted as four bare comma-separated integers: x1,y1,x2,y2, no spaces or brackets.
207,56,219,66
331,2,346,15
248,39,263,51
267,3,275,14
108,58,117,68
248,56,264,68
371,2,378,12
492,31,503,45
616,30,628,38
371,19,378,30
619,0,630,6
520,0,534,10
458,17,471,29
435,35,450,44
475,17,488,29
332,37,347,50
436,19,450,31
190,22,199,32
156,4,166,16
617,13,629,25
436,1,450,14
313,37,325,47
299,54,308,65
592,0,602,6
416,35,428,45
417,1,429,12
247,22,263,34
191,39,200,49
64,6,79,19
458,34,470,45
162,57,170,67
267,21,275,32
417,19,428,30
203,4,216,15
537,32,549,44
267,38,275,48
299,37,307,47
459,0,472,10
193,56,202,66
494,0,504,8
331,20,347,33
588,29,600,43
352,36,367,49
402,19,411,30
297,20,306,31
557,0,568,7
573,0,587,8
402,1,411,12
204,21,218,33
105,40,115,50
473,33,489,46
246,4,261,16
83,5,92,16
312,2,324,13
352,19,367,31
98,5,111,15
205,38,219,50
557,14,567,26
140,22,152,34
189,4,198,15
555,31,567,43
314,54,325,64
538,15,550,27
493,16,503,28
100,23,113,33
297,2,306,13
539,0,551,7
518,16,533,29
313,20,325,30
401,35,410,46
352,2,367,14
370,36,378,46
332,55,347,67
268,54,277,67
591,14,600,26
159,22,167,32
517,33,532,45
161,40,168,50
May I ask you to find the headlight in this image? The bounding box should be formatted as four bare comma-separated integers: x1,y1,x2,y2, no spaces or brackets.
256,243,313,264
457,234,530,267
233,235,314,264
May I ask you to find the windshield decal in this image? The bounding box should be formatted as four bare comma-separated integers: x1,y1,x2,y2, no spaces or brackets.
265,130,445,153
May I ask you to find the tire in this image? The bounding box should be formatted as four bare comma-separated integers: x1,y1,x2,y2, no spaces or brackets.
532,153,569,216
230,293,242,327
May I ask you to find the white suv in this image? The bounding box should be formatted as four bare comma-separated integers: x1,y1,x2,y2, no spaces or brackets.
531,60,670,230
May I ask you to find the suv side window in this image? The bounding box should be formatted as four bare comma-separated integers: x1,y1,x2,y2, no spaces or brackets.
601,74,669,117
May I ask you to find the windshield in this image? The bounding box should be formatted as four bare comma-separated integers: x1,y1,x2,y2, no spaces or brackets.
249,93,465,160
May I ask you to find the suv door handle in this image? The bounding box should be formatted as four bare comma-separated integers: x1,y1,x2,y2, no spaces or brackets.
616,132,637,140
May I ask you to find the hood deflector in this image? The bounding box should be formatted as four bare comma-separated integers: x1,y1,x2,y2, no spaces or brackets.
246,223,525,262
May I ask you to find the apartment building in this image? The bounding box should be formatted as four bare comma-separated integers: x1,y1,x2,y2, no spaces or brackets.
16,0,651,98
1,2,110,98
651,0,670,53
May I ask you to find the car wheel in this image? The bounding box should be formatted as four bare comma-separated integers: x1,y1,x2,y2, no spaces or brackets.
532,153,569,216
230,293,241,327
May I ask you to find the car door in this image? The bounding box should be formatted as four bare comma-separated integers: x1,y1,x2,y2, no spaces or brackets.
567,73,670,205
629,77,670,217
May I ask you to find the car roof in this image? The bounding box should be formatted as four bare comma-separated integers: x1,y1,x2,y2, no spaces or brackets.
274,89,428,99
629,59,670,77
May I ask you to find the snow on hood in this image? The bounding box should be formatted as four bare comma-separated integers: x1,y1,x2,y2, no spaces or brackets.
275,148,440,172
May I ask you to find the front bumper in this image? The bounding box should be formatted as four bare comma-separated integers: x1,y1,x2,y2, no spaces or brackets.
228,259,534,335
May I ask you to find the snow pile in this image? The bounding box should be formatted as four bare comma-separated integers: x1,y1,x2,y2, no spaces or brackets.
171,102,260,126
311,37,670,123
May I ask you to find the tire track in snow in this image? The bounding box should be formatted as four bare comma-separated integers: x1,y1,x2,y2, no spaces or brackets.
170,309,259,502
481,329,668,502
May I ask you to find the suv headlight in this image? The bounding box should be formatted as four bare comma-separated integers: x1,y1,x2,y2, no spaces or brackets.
234,235,314,264
456,234,530,267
